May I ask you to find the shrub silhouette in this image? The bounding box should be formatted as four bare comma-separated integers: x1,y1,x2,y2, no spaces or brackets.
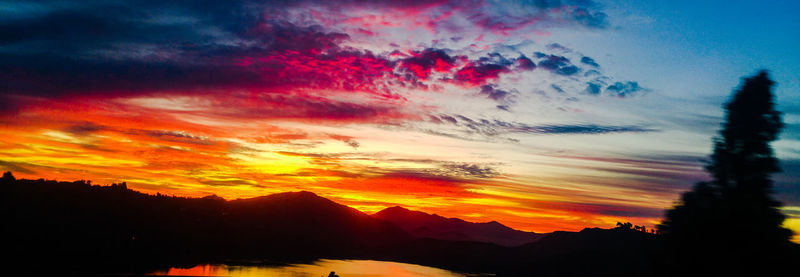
658,71,795,275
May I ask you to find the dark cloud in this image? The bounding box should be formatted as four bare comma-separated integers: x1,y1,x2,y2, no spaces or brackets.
580,56,599,67
0,23,372,93
64,122,107,135
514,55,536,71
275,168,363,178
0,94,26,114
275,151,345,160
441,162,500,178
606,81,646,97
530,0,600,10
197,178,258,187
478,52,515,66
558,65,580,75
454,63,510,86
381,159,502,180
535,53,581,76
551,84,565,93
0,0,627,122
510,124,654,135
439,115,459,124
1,15,412,121
1,52,261,97
247,94,407,122
546,43,570,52
548,152,711,196
450,52,548,86
584,69,601,77
331,0,453,9
124,129,216,145
0,160,36,174
479,85,515,102
0,0,293,62
435,114,656,137
260,21,351,52
455,115,476,124
774,159,800,206
375,165,498,184
272,150,502,182
567,202,664,218
398,48,457,80
0,4,216,53
598,167,706,186
571,8,608,28
0,1,401,107
460,0,608,33
467,10,538,35
584,82,602,95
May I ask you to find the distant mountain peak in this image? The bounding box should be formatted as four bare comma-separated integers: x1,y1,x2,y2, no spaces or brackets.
382,205,410,212
248,190,326,202
297,190,318,195
201,194,225,201
275,190,319,197
228,190,350,215
372,206,546,247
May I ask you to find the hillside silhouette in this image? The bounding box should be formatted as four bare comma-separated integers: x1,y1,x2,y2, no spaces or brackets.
1,173,662,275
373,206,545,246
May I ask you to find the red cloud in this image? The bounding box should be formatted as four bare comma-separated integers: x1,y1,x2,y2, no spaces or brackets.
247,48,399,98
454,63,511,87
398,49,458,80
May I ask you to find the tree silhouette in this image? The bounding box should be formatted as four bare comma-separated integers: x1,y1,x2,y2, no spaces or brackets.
1,171,14,183
658,71,794,274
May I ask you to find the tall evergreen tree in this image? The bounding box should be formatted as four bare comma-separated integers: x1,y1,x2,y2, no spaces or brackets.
658,71,793,274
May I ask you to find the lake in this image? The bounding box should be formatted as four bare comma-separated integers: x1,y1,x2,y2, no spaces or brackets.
149,259,475,277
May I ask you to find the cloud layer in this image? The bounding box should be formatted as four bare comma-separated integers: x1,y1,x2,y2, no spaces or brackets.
0,0,721,236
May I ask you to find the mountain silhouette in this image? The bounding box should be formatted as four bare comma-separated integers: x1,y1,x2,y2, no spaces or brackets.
3,173,745,276
0,176,413,274
373,206,545,246
224,191,412,249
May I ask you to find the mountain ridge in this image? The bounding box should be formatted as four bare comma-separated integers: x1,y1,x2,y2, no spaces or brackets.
372,205,546,246
0,175,669,275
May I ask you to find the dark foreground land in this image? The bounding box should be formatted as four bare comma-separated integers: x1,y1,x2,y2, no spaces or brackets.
1,177,794,276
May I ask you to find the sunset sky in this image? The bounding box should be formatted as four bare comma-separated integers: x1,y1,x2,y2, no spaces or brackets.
1,0,798,239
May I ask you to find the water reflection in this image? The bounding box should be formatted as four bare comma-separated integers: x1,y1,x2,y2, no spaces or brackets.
150,259,468,277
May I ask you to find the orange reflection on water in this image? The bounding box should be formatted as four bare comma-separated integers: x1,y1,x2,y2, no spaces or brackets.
151,259,470,277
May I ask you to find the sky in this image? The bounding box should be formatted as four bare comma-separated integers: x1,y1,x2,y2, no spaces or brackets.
1,0,798,240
